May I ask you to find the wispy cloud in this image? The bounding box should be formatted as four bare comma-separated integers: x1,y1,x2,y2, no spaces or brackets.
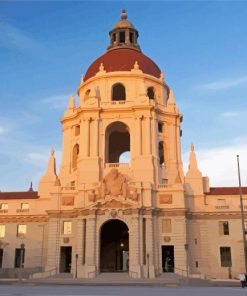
183,137,247,187
0,21,44,51
40,94,71,111
196,75,247,91
220,111,239,118
0,126,7,135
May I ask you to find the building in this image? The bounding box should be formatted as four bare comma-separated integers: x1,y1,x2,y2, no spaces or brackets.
0,10,246,280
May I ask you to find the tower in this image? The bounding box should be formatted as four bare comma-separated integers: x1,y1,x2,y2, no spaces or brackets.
39,9,187,279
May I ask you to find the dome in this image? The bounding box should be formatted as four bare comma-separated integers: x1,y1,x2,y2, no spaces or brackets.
84,48,161,81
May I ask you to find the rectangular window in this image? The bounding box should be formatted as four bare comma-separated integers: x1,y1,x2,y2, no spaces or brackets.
219,221,229,235
244,221,247,235
220,246,232,267
0,225,5,238
63,221,72,235
17,224,27,237
119,31,125,43
162,219,172,233
0,249,3,268
158,122,163,133
21,203,29,210
0,203,8,210
75,125,80,136
14,248,25,268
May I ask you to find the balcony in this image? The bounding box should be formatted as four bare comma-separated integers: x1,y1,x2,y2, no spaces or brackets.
105,163,130,168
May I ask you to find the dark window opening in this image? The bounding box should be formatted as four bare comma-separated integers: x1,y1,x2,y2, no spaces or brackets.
119,31,125,43
75,125,80,136
158,122,163,133
147,87,155,100
72,144,79,169
60,246,72,273
195,261,199,268
159,141,164,165
84,89,90,100
220,246,232,267
129,32,133,43
112,83,126,101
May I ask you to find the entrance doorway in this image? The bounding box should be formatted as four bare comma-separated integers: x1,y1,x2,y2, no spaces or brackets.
60,246,72,273
162,245,174,272
100,220,129,272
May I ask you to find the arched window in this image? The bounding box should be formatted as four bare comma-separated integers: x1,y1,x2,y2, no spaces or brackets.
105,121,130,163
84,89,90,101
112,83,126,101
159,141,164,165
72,144,79,169
147,87,155,100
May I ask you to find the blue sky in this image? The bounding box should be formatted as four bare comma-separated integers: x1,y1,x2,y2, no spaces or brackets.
0,1,247,191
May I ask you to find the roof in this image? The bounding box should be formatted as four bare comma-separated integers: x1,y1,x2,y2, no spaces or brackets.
84,48,161,81
207,187,247,195
0,191,39,200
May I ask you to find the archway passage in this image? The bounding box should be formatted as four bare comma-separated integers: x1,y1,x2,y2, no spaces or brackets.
100,220,129,272
105,121,130,163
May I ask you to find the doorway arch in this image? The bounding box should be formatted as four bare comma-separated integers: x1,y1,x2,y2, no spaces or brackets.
100,219,129,272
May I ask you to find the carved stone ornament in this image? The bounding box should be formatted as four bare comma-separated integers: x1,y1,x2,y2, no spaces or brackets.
159,194,172,204
110,209,118,218
99,169,128,198
62,196,74,206
164,236,171,243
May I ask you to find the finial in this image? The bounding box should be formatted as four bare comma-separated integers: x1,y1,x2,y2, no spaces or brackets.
28,181,33,192
134,61,139,70
160,72,165,81
191,143,194,152
80,75,84,84
99,63,105,72
50,147,55,156
121,9,127,20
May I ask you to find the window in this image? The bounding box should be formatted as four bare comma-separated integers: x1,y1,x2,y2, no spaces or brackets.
84,89,90,100
63,221,72,235
17,224,27,237
219,221,229,235
158,122,163,133
0,249,3,268
21,203,29,210
147,87,155,100
72,144,79,169
129,32,133,43
119,31,125,43
162,219,172,233
112,83,126,101
75,125,80,136
195,261,199,268
159,141,164,165
0,204,8,210
0,225,5,238
220,246,232,267
194,238,197,245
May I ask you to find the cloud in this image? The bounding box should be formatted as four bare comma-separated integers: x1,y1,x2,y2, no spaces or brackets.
25,149,62,169
220,111,239,118
183,138,247,187
40,94,70,111
0,126,7,135
197,75,247,91
0,21,44,51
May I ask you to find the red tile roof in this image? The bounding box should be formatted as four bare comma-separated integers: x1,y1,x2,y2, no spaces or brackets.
207,187,247,195
84,48,161,81
0,191,39,200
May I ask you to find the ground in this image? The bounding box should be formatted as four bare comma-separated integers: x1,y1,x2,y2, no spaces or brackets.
0,285,246,296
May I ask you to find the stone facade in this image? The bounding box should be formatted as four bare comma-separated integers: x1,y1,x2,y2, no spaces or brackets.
0,10,246,280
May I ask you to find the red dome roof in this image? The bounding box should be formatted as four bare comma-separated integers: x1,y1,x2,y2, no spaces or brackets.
84,48,161,81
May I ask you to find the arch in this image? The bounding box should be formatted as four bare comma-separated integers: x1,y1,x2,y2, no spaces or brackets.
105,121,130,163
72,144,79,169
159,141,164,165
100,219,129,272
84,89,90,101
147,86,155,100
112,83,126,101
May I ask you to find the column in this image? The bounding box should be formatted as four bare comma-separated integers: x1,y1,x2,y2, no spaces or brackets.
145,215,155,278
93,119,99,157
46,219,60,271
80,119,90,157
85,216,96,277
129,215,141,278
152,117,158,158
135,116,142,156
145,116,151,155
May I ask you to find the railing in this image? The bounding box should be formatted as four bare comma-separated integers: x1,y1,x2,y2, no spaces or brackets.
16,209,29,213
157,184,168,189
61,186,75,191
29,267,58,279
215,205,229,210
0,209,8,213
101,100,128,106
105,163,130,168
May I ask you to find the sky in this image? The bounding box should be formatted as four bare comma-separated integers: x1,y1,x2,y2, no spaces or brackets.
0,1,247,191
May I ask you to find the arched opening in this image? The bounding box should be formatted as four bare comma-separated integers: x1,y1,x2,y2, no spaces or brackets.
119,151,130,163
100,220,129,272
105,121,130,163
159,141,164,165
84,89,90,100
72,144,79,169
147,87,155,100
112,83,126,101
